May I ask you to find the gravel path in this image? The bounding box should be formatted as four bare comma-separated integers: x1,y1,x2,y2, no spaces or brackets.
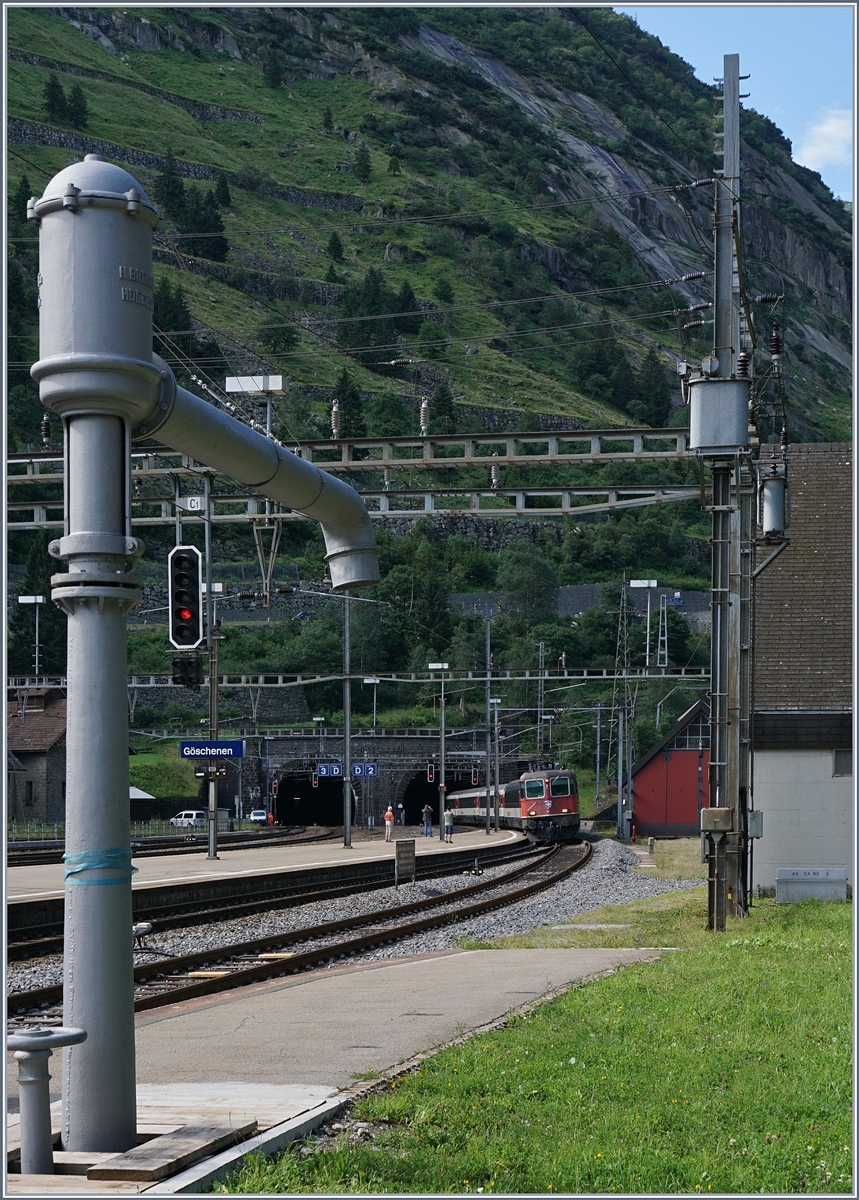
8,840,702,994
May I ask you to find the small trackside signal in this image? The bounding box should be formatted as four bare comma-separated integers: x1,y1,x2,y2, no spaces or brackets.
312,772,319,788
471,766,479,786
426,763,435,783
168,546,204,649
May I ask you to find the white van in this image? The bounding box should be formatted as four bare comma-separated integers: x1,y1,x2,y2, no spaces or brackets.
170,810,207,828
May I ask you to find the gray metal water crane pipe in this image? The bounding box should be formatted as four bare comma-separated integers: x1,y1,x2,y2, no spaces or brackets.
28,154,377,1154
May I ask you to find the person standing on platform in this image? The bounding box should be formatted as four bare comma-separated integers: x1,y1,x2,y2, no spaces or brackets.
443,806,454,844
421,803,433,837
384,806,395,842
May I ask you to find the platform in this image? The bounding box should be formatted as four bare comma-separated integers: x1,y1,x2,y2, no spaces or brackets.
6,827,519,903
7,946,668,1194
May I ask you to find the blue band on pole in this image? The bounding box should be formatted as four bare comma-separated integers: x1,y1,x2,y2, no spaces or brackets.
63,848,138,885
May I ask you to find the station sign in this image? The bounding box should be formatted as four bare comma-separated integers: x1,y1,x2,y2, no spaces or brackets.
180,740,244,759
316,762,342,777
352,763,378,777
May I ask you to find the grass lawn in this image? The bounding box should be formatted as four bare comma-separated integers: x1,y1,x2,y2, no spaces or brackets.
216,894,852,1194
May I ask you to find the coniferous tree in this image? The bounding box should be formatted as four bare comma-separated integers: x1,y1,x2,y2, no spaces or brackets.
9,174,32,229
367,391,409,436
433,277,454,305
153,278,194,361
66,83,89,129
395,280,421,334
629,347,672,427
43,73,67,123
332,368,366,437
354,141,372,184
326,231,344,262
322,106,333,134
152,153,187,223
180,187,228,262
387,155,401,174
258,318,300,355
264,48,284,88
7,532,68,675
340,267,398,365
429,380,457,434
214,172,232,208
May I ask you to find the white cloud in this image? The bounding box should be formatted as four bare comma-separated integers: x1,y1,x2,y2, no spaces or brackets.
795,109,854,172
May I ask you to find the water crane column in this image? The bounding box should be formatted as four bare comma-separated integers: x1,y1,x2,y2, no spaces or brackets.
29,155,378,1152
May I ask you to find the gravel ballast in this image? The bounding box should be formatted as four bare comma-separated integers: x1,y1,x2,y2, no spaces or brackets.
8,839,702,994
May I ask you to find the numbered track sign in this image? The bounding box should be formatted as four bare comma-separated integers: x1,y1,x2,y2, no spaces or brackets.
352,762,379,777
316,762,342,777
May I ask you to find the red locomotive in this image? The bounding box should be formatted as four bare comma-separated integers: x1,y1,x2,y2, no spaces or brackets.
447,769,580,842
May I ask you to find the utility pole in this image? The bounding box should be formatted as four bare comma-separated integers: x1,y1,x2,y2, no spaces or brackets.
484,618,492,835
491,697,501,832
594,703,601,807
343,592,352,848
204,474,220,860
685,53,755,928
429,663,448,839
536,641,545,757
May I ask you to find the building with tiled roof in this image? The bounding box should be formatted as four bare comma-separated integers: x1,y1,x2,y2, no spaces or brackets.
6,688,67,822
752,443,853,890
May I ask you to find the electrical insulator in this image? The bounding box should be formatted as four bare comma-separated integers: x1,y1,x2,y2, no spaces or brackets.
236,590,256,599
331,401,341,439
770,324,784,366
682,320,705,331
689,178,713,188
755,294,780,305
41,415,52,446
681,270,709,282
491,454,499,489
420,398,429,437
426,763,435,783
736,350,751,379
276,586,295,594
384,467,392,491
687,301,711,312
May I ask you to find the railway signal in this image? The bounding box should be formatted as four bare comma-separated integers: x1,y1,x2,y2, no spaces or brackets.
426,763,434,783
172,656,203,690
168,545,204,649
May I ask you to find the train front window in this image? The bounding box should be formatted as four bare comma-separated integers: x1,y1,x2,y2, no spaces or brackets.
524,780,545,799
549,777,570,797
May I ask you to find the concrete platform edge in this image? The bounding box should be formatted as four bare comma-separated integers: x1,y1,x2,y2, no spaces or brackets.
141,953,660,1195
141,1096,348,1195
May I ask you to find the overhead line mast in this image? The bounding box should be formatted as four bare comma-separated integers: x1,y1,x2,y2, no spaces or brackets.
681,54,775,931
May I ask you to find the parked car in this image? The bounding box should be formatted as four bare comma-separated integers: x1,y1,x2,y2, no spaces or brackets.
170,810,206,829
248,809,269,825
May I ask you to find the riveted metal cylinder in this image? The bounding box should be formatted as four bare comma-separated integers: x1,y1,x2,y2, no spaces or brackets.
30,155,161,422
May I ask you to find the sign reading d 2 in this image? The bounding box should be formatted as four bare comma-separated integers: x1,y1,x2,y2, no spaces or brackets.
352,763,379,777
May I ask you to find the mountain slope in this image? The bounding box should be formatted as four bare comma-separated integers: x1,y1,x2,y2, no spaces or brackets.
6,5,851,453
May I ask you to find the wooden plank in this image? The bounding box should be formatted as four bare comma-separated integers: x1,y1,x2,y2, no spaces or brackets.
51,1151,119,1176
87,1122,256,1182
5,1175,148,1194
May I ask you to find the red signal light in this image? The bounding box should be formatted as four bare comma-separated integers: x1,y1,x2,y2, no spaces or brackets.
179,607,192,621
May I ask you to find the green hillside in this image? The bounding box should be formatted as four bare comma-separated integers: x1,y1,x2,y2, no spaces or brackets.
5,7,851,751
7,6,851,449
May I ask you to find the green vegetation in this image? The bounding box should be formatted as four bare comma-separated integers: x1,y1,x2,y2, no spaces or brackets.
215,895,852,1194
128,746,199,800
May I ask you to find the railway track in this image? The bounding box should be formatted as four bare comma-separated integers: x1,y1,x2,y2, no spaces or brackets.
8,841,591,1021
6,826,338,868
7,839,540,959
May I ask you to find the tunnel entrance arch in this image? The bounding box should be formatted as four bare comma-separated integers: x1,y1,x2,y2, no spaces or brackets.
274,774,353,827
397,768,473,824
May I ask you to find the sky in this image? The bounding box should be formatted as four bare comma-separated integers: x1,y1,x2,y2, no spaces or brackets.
613,4,855,201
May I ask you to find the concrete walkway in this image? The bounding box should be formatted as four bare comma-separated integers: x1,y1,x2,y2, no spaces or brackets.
134,946,666,1089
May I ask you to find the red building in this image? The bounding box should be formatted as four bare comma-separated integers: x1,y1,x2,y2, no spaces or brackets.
631,700,710,837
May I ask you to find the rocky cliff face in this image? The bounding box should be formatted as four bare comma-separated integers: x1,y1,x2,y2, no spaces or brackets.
27,7,853,439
